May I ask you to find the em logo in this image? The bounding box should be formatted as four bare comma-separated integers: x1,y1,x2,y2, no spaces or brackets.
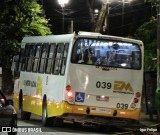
114,81,134,92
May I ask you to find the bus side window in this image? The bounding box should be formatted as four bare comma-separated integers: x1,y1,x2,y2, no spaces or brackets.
60,43,69,75
17,48,25,71
21,45,30,71
39,44,49,73
11,55,19,72
26,45,36,72
53,43,64,75
32,45,42,72
45,44,56,74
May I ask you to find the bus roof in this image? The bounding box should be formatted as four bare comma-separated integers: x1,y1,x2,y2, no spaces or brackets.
21,31,143,46
76,31,143,45
22,33,74,44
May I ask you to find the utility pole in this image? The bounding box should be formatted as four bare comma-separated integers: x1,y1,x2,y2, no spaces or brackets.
121,0,124,36
70,20,73,33
62,7,64,33
57,0,69,34
68,19,73,33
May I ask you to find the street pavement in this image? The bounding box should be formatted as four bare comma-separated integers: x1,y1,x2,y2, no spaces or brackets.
4,94,160,134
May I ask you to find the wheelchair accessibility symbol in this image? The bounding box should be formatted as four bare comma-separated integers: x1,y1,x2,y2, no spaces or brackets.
75,92,85,102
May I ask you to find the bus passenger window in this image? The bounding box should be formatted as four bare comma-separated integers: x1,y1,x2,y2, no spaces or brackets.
17,48,25,72
53,44,64,75
32,45,42,72
21,45,30,71
71,39,141,69
60,43,69,75
39,45,49,73
12,55,19,72
11,48,21,72
26,45,36,72
46,44,56,74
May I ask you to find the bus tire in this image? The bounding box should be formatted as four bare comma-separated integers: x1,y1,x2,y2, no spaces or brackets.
19,90,23,110
42,96,51,126
20,92,31,120
42,96,63,127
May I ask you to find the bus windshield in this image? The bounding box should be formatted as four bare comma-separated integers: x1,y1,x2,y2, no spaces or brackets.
71,38,141,69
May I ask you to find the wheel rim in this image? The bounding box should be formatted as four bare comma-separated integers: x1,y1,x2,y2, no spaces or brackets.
43,107,47,122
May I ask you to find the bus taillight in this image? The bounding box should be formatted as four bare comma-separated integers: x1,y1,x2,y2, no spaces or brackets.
66,85,74,103
136,92,141,98
66,85,72,91
133,98,139,103
66,91,73,97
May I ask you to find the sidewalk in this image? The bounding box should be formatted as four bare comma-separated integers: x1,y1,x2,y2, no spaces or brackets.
139,112,159,127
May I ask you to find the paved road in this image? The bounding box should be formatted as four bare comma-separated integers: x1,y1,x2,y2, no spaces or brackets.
1,110,160,135
0,118,123,135
0,110,137,135
2,94,160,135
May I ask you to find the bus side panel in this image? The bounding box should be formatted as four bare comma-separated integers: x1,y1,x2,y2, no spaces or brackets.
19,72,66,117
13,93,19,110
47,101,70,117
47,77,67,117
13,79,20,109
20,95,43,116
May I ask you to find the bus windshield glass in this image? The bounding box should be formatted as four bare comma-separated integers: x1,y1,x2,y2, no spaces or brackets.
71,38,141,69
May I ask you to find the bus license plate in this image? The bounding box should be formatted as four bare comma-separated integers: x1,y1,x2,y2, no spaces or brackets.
96,96,109,102
91,107,111,114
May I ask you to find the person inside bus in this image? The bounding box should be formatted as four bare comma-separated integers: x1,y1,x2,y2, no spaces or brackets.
83,48,93,64
73,45,85,64
130,52,140,69
91,54,97,64
107,51,116,66
75,49,84,63
100,57,108,66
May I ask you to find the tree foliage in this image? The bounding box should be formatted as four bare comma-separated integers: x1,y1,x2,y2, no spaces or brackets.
0,0,52,67
0,0,52,92
133,17,157,71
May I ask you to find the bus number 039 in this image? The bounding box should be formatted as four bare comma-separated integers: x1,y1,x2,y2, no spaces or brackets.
116,103,128,109
96,81,112,89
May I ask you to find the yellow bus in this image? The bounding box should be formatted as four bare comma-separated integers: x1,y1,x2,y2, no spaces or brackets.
12,31,144,127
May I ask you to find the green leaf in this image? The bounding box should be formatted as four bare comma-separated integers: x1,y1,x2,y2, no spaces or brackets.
0,0,52,67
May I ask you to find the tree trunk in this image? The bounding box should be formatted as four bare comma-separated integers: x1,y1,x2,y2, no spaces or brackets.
1,45,13,95
94,3,108,33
